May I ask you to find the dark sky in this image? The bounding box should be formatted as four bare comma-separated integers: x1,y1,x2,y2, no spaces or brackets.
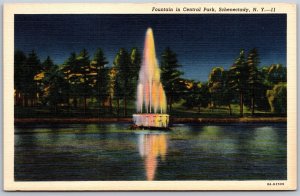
15,14,286,81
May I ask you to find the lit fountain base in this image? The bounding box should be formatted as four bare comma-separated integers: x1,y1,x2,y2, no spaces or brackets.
132,114,170,129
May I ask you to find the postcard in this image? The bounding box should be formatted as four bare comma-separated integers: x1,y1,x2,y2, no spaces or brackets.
3,3,297,191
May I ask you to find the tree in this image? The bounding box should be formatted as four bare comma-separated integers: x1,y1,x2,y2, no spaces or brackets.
199,82,210,111
129,47,142,96
113,48,130,116
62,49,93,113
129,47,142,81
26,50,42,106
35,56,56,105
266,82,287,114
107,67,118,113
222,70,235,115
208,67,224,108
265,64,287,85
259,64,287,112
14,50,27,106
160,47,183,113
208,67,234,115
228,49,248,117
77,49,92,113
254,74,270,111
247,48,263,115
42,65,68,113
109,48,141,116
62,52,80,108
91,49,109,109
183,81,209,113
42,56,54,71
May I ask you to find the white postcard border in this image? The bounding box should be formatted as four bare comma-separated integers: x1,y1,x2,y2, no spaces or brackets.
3,3,297,191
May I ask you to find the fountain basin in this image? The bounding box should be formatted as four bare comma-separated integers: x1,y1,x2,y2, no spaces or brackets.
133,114,169,128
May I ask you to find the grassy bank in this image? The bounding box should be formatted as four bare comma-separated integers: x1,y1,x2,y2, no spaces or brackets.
15,101,286,124
15,102,286,119
15,117,286,125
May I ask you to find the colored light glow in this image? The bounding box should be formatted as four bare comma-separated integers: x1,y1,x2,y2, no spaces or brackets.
136,28,167,114
138,134,168,181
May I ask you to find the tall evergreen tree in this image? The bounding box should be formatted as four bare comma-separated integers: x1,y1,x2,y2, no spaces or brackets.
42,64,68,112
129,47,142,81
228,49,248,117
35,56,56,104
91,48,109,109
14,50,27,106
77,49,91,113
247,48,262,115
222,70,235,115
129,47,142,96
112,48,141,116
113,48,132,116
42,56,54,71
62,52,79,108
160,47,183,113
26,50,42,106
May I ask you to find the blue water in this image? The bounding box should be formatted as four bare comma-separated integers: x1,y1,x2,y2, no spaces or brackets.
14,123,287,181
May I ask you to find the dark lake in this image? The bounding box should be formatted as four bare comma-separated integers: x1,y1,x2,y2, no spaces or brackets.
15,123,287,181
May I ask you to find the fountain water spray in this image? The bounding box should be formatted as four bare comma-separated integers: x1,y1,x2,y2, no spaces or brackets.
133,28,169,128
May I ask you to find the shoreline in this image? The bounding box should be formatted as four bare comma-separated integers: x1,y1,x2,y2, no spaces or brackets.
14,117,287,125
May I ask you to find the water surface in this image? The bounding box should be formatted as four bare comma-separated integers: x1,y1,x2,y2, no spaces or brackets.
15,123,287,181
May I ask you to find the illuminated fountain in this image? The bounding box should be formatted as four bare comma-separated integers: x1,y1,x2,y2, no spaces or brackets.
132,28,169,129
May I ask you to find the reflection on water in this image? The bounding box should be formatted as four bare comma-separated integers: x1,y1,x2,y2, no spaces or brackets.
197,126,237,154
14,123,287,181
251,126,278,149
138,133,168,180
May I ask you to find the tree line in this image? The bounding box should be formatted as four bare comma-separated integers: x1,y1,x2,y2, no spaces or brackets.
180,49,287,116
15,48,141,116
14,47,286,117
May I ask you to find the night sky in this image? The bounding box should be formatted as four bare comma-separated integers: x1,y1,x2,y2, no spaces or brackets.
15,14,286,81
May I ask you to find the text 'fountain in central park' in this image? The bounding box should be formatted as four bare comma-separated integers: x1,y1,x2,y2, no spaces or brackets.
133,28,169,128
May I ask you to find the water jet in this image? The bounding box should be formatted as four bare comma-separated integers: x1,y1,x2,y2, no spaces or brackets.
132,28,169,129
